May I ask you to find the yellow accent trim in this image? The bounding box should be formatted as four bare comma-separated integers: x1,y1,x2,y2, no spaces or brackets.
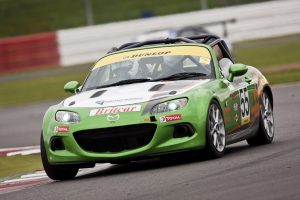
92,46,211,70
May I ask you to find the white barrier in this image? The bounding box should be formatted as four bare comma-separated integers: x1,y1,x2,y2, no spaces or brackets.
57,0,300,66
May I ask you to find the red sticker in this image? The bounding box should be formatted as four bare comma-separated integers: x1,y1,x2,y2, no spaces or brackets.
160,114,182,123
55,126,69,133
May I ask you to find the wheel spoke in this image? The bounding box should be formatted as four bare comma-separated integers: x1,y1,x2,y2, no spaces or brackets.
210,128,214,136
215,109,219,123
213,107,217,123
267,116,273,126
264,118,268,128
215,135,219,149
265,119,271,135
263,94,267,107
265,98,269,111
213,133,217,147
217,132,223,146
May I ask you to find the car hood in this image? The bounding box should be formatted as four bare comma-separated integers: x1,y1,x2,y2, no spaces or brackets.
63,80,209,108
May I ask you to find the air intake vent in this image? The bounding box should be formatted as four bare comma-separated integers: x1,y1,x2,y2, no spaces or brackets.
90,90,106,98
73,124,157,153
149,84,165,91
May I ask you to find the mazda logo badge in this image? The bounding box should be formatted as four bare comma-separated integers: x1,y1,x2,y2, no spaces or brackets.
107,113,120,122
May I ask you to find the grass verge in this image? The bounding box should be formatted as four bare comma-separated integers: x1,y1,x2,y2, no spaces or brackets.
233,34,300,68
0,71,86,107
0,154,42,180
265,70,300,85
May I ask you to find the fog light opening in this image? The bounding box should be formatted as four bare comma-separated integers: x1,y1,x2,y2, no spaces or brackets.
173,124,194,138
50,137,65,151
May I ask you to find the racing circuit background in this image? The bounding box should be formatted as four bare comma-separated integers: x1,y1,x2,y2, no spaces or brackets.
0,0,300,199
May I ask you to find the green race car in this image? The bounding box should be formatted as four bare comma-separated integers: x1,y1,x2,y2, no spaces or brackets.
41,35,274,180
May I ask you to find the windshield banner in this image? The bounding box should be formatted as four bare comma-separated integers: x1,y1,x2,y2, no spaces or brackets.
93,45,211,70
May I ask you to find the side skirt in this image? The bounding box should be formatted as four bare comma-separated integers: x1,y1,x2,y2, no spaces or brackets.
226,118,259,145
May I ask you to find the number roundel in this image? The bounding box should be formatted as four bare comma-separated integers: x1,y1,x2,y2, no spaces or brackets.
239,87,250,125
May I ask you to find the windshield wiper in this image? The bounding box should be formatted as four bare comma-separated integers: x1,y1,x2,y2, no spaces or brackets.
91,78,152,89
152,72,207,81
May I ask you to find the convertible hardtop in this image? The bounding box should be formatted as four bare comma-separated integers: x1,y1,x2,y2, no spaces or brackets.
108,34,233,63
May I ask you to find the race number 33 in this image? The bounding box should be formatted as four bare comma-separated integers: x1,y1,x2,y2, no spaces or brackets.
239,87,250,125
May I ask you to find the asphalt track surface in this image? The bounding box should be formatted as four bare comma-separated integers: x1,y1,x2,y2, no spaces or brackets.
1,82,300,200
0,100,59,148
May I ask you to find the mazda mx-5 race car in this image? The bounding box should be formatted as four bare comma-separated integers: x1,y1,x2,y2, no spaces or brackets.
41,35,274,180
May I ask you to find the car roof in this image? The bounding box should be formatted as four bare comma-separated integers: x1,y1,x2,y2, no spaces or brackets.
107,34,233,62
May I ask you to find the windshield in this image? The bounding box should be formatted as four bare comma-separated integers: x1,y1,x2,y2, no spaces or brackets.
82,45,213,91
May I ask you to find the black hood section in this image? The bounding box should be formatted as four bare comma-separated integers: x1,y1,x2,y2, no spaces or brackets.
149,84,165,92
90,90,107,98
68,101,76,106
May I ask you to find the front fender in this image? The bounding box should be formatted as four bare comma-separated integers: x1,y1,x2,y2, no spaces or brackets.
42,102,63,136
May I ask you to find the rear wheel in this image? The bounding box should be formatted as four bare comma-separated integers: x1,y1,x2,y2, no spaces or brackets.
247,90,274,146
204,100,226,158
40,133,78,180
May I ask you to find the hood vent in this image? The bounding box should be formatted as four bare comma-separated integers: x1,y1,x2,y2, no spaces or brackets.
149,84,165,92
90,90,106,98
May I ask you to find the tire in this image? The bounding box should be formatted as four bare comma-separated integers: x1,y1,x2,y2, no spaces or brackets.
40,133,78,180
110,160,130,165
204,100,226,158
247,90,274,146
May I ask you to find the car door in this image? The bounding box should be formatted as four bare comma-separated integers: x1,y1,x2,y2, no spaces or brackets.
231,76,256,131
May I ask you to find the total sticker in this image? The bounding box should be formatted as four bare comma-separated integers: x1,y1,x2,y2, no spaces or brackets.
54,126,69,133
160,114,182,123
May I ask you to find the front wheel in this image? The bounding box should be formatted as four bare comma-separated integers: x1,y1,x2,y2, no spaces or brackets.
40,133,78,180
204,100,226,158
247,90,274,146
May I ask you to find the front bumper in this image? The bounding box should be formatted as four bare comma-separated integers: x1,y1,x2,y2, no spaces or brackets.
43,107,207,164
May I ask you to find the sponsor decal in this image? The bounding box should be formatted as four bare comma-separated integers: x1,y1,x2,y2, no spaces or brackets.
93,46,211,70
233,103,239,111
237,82,248,89
123,51,172,60
239,87,251,125
234,113,239,122
107,113,120,122
54,126,69,133
160,114,182,123
90,105,142,116
199,57,211,64
144,118,151,122
228,84,235,91
231,91,239,100
225,101,228,107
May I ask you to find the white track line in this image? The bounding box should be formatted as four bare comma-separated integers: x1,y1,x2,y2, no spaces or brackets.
0,146,39,152
7,149,40,156
3,175,48,184
20,172,47,179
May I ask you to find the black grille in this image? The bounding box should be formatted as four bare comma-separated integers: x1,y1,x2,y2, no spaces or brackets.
73,124,156,153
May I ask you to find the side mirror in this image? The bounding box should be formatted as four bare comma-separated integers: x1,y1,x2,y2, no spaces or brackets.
228,63,248,82
64,81,81,93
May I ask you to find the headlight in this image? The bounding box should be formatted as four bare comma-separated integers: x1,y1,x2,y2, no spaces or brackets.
55,111,80,123
151,98,188,115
